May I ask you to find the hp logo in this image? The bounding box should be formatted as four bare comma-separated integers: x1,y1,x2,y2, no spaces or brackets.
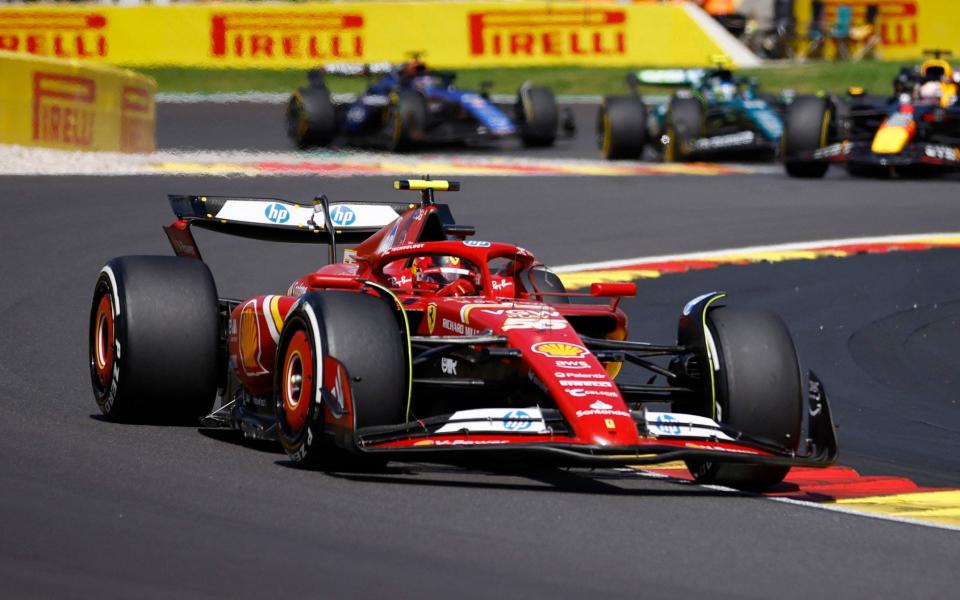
264,203,290,224
655,414,682,436
503,410,531,431
329,205,356,227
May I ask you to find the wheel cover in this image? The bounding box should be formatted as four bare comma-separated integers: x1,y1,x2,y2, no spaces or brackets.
282,330,314,433
93,293,114,388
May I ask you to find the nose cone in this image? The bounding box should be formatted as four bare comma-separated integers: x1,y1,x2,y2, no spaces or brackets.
871,123,912,154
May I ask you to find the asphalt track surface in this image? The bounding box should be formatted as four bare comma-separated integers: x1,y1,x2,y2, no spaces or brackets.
2,104,959,597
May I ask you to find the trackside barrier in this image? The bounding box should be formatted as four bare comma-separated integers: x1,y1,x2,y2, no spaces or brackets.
0,2,756,69
0,51,156,152
794,0,960,59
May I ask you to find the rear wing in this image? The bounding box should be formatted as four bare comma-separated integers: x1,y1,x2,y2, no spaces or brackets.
631,69,708,87
165,194,408,261
307,61,393,87
165,179,462,262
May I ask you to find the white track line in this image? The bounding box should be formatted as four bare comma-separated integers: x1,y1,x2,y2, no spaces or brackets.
552,232,960,273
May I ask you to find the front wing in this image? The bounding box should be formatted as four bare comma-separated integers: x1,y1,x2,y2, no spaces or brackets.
352,375,838,470
802,140,960,169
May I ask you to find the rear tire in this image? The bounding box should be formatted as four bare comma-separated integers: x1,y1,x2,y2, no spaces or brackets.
276,291,407,468
388,90,428,152
287,87,336,149
517,85,559,147
783,96,832,178
89,256,220,422
663,95,703,162
685,307,803,490
598,95,646,160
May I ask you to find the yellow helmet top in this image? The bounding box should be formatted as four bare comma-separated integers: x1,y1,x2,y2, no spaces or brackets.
920,58,953,81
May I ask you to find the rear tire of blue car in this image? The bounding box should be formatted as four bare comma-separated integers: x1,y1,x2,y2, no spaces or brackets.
89,256,220,423
276,291,407,469
287,87,336,149
685,307,803,490
663,96,703,162
598,95,646,160
783,96,832,178
388,90,428,152
517,85,558,147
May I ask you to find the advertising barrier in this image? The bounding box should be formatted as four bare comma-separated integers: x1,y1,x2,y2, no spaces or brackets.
0,2,751,69
794,0,960,59
0,51,156,152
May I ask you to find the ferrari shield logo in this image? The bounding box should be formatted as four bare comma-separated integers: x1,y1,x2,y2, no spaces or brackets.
427,304,437,334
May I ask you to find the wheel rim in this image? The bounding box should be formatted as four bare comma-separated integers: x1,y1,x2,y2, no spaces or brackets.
93,293,114,388
282,329,313,433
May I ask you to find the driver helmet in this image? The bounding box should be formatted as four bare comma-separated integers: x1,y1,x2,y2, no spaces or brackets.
712,80,738,101
402,59,427,78
412,256,480,290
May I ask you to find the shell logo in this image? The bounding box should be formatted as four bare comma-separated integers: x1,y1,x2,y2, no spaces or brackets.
531,341,587,358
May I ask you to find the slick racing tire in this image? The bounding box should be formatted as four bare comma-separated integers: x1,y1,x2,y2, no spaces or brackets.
287,86,336,149
663,95,703,162
783,95,832,178
388,90,428,152
517,85,559,148
685,307,803,490
90,256,220,422
275,291,407,468
598,95,646,160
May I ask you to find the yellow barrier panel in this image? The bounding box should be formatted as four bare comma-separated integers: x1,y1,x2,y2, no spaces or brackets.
795,0,960,59
0,2,737,69
0,51,155,152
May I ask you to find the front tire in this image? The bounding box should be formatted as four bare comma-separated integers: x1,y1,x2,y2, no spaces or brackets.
517,85,559,147
663,95,703,162
685,307,803,490
783,96,832,178
276,291,407,467
388,90,428,152
89,256,220,422
598,95,646,160
287,87,337,149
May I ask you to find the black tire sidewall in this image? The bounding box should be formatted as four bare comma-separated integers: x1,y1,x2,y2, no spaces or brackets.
518,86,558,147
687,307,802,489
276,291,406,465
599,95,646,160
90,256,220,422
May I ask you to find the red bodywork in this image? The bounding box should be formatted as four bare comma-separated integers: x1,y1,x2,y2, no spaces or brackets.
219,200,643,450
165,186,836,470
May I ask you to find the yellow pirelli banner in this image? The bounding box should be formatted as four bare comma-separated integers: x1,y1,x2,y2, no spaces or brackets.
0,2,742,69
0,51,155,152
795,0,960,59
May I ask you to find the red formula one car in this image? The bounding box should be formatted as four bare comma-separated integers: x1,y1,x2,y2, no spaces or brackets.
90,180,837,489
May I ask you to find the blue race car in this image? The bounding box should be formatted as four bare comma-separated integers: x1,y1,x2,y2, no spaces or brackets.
598,65,786,161
287,59,572,152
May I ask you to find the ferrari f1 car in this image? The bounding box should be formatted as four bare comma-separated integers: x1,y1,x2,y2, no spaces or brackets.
286,60,573,151
598,65,785,161
783,51,960,178
90,180,836,490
